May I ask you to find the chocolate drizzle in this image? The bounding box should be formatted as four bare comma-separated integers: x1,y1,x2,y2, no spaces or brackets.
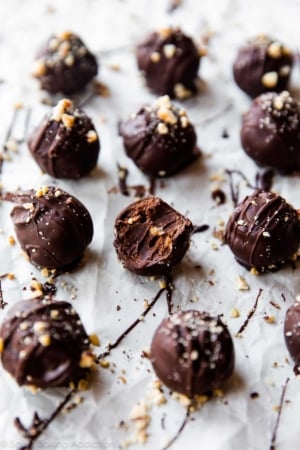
0,280,7,309
1,108,19,173
237,289,263,336
96,287,165,361
225,169,255,206
161,403,192,450
269,378,290,450
15,388,76,450
164,273,174,314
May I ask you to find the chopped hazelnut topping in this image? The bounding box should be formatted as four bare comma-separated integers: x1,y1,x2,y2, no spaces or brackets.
32,60,47,77
237,275,249,291
64,54,74,66
54,189,62,198
8,235,16,246
267,42,282,59
62,113,75,129
86,130,98,143
6,273,15,280
79,351,95,368
156,122,169,135
159,280,166,289
264,315,276,324
5,138,18,152
89,333,100,346
52,99,73,122
180,116,189,128
174,83,193,100
157,28,172,39
0,338,4,353
59,30,73,41
157,107,177,125
77,379,89,391
250,267,259,276
230,308,240,318
99,359,110,368
36,186,49,197
163,44,176,59
33,321,48,333
20,321,31,331
38,334,51,347
150,226,164,236
261,71,278,88
279,65,291,76
150,51,161,63
50,309,59,319
48,38,59,51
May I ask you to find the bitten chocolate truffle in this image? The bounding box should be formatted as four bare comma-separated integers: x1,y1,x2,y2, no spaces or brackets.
136,27,200,99
8,186,93,270
241,91,300,173
119,95,198,177
28,98,100,179
225,190,300,273
0,299,93,388
233,35,293,98
32,31,98,95
284,302,300,375
150,310,234,397
114,196,193,276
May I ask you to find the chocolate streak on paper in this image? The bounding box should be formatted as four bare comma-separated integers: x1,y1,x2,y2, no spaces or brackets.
256,169,274,192
192,224,209,234
225,169,255,206
15,388,76,450
237,289,263,336
0,108,19,173
269,378,290,450
117,164,130,196
164,273,174,314
96,287,166,361
161,404,192,450
0,280,7,309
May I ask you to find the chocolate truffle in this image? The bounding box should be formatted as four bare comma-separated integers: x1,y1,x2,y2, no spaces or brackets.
136,28,200,99
284,302,300,375
233,35,293,98
28,98,100,179
241,91,300,173
8,186,93,270
119,95,198,177
114,196,193,276
224,190,300,272
150,310,234,397
32,31,98,95
0,299,93,388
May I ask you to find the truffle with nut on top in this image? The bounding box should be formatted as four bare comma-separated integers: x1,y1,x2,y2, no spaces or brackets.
233,35,293,98
7,186,93,271
32,31,98,95
150,310,234,397
136,27,201,99
0,299,93,388
241,91,300,173
28,98,100,179
119,95,199,178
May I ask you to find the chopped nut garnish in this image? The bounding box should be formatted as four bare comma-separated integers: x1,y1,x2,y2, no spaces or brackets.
5,138,18,152
79,351,95,368
157,106,177,125
279,65,291,76
59,30,73,41
94,81,111,97
159,280,166,289
157,28,172,39
250,267,259,276
36,186,49,197
267,42,282,58
156,122,169,135
52,99,72,122
0,338,4,353
86,130,98,143
8,236,16,246
213,388,224,397
77,379,89,391
264,315,276,324
62,113,75,129
6,273,15,280
237,275,249,291
64,54,74,66
33,321,48,333
32,60,47,77
89,333,100,346
163,44,176,59
230,308,240,318
14,102,24,110
174,83,193,100
99,359,110,368
38,334,51,347
150,52,161,63
261,71,278,88
50,309,59,319
180,116,189,128
150,226,164,236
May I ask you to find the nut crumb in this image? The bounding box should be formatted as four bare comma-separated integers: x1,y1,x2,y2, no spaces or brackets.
237,275,249,291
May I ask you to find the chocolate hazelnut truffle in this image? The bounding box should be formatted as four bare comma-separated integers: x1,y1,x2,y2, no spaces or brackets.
241,91,300,173
28,98,100,179
150,310,234,397
224,190,300,272
284,302,300,375
119,95,198,177
32,31,98,95
8,186,93,270
114,196,193,276
233,35,293,98
136,28,200,99
0,299,93,388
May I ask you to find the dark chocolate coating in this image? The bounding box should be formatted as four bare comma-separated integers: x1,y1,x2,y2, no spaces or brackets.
33,31,98,95
284,302,300,375
119,96,198,177
0,299,91,388
241,91,300,173
28,99,100,179
9,186,93,270
114,196,193,276
225,190,300,272
150,310,234,397
136,28,200,98
233,35,293,98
